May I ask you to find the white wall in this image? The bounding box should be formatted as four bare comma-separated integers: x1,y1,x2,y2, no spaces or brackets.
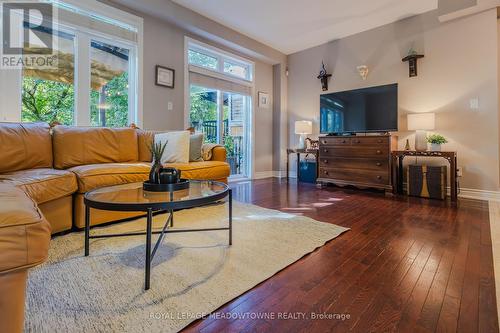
287,9,499,192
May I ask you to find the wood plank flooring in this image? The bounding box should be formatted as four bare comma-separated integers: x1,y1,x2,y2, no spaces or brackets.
184,178,498,333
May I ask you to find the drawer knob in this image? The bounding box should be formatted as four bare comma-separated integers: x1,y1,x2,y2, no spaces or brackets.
324,171,329,175
376,150,381,154
323,160,328,164
378,139,382,143
342,140,346,143
376,176,382,180
355,140,361,143
324,149,329,153
322,140,327,144
376,162,382,167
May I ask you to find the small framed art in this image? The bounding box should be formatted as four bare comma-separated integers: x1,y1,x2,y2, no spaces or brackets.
155,65,175,88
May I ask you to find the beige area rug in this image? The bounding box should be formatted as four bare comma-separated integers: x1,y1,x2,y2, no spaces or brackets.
25,202,348,332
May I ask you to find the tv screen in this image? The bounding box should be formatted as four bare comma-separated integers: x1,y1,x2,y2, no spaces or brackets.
320,83,398,134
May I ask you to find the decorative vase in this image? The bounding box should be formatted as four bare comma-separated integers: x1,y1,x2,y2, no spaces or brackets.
405,139,411,151
430,143,442,152
149,161,162,184
159,168,181,184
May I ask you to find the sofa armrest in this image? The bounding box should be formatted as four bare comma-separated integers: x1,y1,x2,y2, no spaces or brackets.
211,146,227,162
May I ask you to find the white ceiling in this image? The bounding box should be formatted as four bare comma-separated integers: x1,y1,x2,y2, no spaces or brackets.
171,0,438,55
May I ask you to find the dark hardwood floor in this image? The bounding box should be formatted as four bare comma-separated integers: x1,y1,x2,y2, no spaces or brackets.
184,178,499,333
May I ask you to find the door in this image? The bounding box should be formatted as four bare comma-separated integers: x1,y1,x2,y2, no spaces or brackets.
189,84,250,178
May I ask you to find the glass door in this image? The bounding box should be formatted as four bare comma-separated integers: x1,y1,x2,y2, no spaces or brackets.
223,91,249,178
189,85,250,178
189,85,220,143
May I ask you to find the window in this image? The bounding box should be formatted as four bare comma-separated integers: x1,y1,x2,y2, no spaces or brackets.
187,40,253,82
188,49,217,70
22,28,76,125
90,40,130,127
2,0,143,127
224,61,250,80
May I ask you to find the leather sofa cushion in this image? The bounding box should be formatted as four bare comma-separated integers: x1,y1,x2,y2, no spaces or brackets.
165,161,230,180
0,168,77,204
137,129,161,162
52,126,139,169
210,146,227,162
69,163,151,193
0,183,51,273
0,122,52,173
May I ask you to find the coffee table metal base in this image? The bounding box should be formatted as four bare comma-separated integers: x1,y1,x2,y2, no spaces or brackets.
84,189,233,290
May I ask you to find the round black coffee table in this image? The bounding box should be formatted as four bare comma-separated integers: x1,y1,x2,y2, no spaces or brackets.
83,180,232,290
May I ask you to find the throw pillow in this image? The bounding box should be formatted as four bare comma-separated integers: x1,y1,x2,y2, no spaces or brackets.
154,131,190,164
189,133,204,162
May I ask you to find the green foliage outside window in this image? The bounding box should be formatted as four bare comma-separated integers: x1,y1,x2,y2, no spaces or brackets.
22,77,74,125
22,72,129,127
90,72,129,127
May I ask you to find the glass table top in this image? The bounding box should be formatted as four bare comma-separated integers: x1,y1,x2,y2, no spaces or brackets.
85,180,229,206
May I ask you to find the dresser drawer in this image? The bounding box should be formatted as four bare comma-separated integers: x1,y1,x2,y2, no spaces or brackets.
319,157,388,171
319,137,351,146
320,146,389,158
351,136,389,146
319,167,389,185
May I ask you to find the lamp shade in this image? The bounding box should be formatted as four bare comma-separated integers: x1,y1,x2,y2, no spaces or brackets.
295,120,312,135
407,113,435,131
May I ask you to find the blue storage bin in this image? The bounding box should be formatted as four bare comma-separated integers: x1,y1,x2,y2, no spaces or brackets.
299,160,317,183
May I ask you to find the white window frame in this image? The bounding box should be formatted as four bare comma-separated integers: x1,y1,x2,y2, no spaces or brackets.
184,37,256,180
56,0,144,127
186,37,254,83
1,0,144,127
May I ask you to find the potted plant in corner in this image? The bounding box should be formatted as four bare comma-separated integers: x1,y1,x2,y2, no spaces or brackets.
427,134,448,151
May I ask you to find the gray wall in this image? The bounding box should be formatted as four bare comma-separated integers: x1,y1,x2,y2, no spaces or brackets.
103,1,278,173
287,9,499,191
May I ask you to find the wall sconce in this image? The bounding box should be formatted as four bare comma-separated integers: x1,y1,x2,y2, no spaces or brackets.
357,65,369,80
317,61,332,91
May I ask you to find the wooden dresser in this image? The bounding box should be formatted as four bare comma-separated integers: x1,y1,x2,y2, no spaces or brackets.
318,134,398,191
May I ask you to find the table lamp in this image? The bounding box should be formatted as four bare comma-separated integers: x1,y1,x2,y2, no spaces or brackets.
407,113,435,151
295,120,312,149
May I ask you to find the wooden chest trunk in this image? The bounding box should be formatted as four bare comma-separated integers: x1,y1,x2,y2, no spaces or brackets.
407,165,447,200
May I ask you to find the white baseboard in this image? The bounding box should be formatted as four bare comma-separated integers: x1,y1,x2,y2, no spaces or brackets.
459,188,500,202
253,171,290,179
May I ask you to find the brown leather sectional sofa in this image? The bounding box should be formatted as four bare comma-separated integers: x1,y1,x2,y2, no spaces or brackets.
0,122,230,332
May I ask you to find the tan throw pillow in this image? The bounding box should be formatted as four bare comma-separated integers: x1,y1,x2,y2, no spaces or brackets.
189,133,204,162
155,131,190,164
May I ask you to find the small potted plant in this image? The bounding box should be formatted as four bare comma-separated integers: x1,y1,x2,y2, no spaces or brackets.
427,134,448,151
148,141,167,184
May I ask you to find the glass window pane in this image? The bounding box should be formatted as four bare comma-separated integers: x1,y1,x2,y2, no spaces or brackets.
188,49,218,70
22,29,75,125
189,85,219,143
224,61,249,80
223,92,248,177
90,40,129,127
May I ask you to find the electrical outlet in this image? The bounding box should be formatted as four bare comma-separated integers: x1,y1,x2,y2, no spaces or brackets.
469,98,479,110
457,167,463,177
167,102,173,111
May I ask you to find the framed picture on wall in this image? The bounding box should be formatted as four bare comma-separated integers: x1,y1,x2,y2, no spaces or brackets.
155,65,175,88
258,92,270,109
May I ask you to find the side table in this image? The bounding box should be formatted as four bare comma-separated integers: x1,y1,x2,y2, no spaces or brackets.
391,150,458,202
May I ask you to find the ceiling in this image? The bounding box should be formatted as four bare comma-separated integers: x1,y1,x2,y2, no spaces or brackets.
171,0,438,55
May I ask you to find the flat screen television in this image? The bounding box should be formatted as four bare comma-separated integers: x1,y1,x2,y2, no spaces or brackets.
320,83,398,134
